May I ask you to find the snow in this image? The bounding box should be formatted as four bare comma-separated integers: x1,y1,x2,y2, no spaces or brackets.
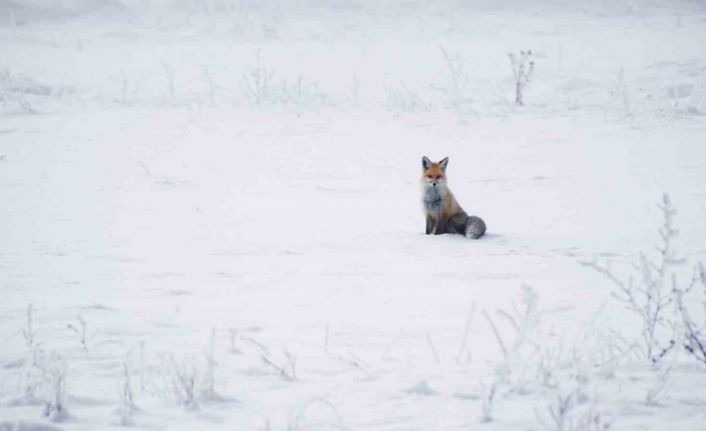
1,1,706,430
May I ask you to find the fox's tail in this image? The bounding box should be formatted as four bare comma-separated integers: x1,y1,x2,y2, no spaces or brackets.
464,216,486,239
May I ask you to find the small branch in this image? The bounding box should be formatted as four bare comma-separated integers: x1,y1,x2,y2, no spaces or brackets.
332,352,374,380
260,354,295,381
138,161,151,176
483,310,508,359
425,333,441,365
457,302,477,364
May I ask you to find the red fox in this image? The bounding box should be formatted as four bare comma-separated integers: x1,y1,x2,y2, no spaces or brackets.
421,156,486,239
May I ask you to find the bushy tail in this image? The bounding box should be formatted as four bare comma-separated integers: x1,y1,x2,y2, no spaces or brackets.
464,216,486,239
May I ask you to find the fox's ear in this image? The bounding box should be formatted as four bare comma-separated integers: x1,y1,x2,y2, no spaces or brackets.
439,157,449,171
422,156,432,170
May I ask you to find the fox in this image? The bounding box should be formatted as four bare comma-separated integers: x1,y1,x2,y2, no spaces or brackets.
421,156,486,239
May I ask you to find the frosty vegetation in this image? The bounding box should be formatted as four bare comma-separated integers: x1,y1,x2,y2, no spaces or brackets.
584,195,706,367
0,2,703,116
11,196,704,428
509,50,535,106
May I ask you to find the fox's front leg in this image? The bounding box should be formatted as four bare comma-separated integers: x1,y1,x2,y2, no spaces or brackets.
425,215,434,235
433,218,446,235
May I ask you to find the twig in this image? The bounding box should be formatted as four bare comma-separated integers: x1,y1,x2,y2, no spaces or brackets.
425,333,441,365
457,302,477,364
138,161,151,176
483,310,508,359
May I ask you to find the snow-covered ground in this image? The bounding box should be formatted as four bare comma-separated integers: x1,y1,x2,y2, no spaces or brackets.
1,1,706,430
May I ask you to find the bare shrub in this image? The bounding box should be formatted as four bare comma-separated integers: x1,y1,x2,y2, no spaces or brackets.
0,69,44,113
583,195,682,364
152,330,234,409
38,353,69,422
242,50,330,109
112,71,142,106
200,327,230,402
657,82,706,116
456,302,477,365
202,66,217,107
674,262,706,364
115,360,138,426
384,83,433,113
536,336,566,389
281,75,330,109
484,286,542,386
537,390,577,431
571,321,638,380
20,305,43,403
243,336,297,381
67,316,89,352
243,50,276,106
584,194,706,367
261,349,297,381
434,45,472,112
535,385,610,431
168,356,199,410
509,50,534,106
479,378,499,423
645,363,672,406
608,67,632,120
228,328,243,354
479,286,543,421
161,59,176,104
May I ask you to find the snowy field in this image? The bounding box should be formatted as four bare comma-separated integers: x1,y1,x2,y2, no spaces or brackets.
2,1,706,429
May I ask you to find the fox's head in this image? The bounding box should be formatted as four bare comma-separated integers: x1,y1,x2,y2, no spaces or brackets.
421,156,449,191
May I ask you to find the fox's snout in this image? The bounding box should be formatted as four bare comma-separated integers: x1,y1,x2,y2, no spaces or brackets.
423,175,444,189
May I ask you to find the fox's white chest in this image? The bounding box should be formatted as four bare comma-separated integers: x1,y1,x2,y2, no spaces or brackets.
423,187,444,216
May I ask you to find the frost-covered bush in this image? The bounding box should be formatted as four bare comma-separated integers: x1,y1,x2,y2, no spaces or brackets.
480,287,552,421
38,354,69,422
242,50,332,109
0,69,46,114
0,69,71,113
19,305,42,404
384,83,433,114
115,361,138,426
674,262,706,364
535,383,611,431
477,287,625,426
166,355,200,410
608,68,632,120
509,50,534,106
433,45,473,112
658,81,706,116
585,194,706,366
152,330,232,409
